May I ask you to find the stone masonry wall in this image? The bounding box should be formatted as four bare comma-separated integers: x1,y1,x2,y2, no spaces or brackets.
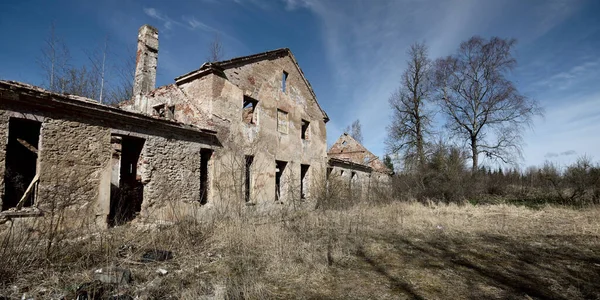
37,118,112,228
0,110,7,201
0,96,217,227
140,135,206,219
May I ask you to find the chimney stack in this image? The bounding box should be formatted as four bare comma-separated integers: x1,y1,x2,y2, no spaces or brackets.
133,25,158,97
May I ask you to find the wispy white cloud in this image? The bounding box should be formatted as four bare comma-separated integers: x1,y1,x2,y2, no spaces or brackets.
143,7,220,33
181,16,218,33
282,0,594,167
534,58,600,90
143,7,177,30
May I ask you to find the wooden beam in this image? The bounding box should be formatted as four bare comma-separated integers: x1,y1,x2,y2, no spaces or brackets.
15,173,39,210
17,138,38,154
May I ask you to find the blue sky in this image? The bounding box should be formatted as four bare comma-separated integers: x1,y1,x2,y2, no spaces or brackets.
1,0,599,169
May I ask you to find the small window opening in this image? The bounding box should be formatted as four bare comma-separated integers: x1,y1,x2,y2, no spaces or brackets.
275,160,287,201
300,164,310,200
168,105,175,119
153,104,175,120
301,119,309,140
109,135,145,226
200,149,213,205
3,118,42,211
340,170,345,176
153,104,166,118
282,71,288,93
242,96,259,125
342,141,347,145
244,155,254,202
277,109,288,134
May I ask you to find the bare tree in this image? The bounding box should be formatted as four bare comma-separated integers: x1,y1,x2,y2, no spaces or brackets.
39,23,134,104
38,21,71,93
206,33,224,62
344,119,363,144
386,42,434,170
433,36,543,171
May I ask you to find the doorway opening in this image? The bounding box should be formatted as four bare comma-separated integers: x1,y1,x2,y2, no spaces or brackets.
109,135,144,226
3,118,42,211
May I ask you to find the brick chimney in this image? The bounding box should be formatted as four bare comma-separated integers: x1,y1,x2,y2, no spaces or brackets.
133,25,158,111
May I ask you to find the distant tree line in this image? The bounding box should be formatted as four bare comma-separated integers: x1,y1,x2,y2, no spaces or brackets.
383,36,599,207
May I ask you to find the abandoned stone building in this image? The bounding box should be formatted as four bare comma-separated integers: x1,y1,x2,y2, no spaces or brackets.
0,24,389,227
326,133,392,200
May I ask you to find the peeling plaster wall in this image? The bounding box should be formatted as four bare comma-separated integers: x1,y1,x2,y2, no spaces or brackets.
134,55,329,207
186,56,328,206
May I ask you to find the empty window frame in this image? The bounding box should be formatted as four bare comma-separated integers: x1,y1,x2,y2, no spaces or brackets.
301,119,309,140
277,109,288,134
300,164,309,200
242,96,259,125
152,103,175,119
282,71,288,93
2,118,42,211
200,149,213,205
244,155,254,203
275,160,287,201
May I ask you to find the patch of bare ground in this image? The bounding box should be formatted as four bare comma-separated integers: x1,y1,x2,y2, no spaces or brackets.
1,201,600,299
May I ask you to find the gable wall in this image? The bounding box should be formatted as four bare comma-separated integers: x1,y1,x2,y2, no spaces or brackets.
171,55,328,206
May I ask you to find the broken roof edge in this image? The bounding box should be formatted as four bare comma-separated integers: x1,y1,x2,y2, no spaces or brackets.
328,157,373,172
327,133,393,175
0,80,217,136
173,48,330,123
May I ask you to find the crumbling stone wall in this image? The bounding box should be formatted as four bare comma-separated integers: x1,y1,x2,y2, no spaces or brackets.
131,54,329,207
0,86,218,228
140,136,207,217
37,118,112,228
0,110,8,201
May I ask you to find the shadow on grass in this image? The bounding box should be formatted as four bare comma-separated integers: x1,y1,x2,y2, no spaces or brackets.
354,232,600,299
355,246,427,300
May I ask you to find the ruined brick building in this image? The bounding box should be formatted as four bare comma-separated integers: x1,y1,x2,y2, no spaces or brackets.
0,25,389,227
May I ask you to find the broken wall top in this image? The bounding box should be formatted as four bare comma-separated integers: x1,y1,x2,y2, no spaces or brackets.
328,133,392,175
173,48,329,123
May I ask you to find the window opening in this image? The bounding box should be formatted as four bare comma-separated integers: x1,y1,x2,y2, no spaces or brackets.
245,155,254,202
301,119,309,140
282,71,288,92
200,149,213,205
277,109,288,134
300,164,310,200
275,160,287,201
243,96,258,124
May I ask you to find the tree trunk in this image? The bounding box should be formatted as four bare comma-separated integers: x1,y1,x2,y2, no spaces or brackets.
416,118,425,170
471,136,478,172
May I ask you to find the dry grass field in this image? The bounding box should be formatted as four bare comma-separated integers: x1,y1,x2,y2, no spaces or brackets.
2,201,600,299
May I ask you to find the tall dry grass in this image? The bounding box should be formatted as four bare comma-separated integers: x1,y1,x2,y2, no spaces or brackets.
1,199,600,299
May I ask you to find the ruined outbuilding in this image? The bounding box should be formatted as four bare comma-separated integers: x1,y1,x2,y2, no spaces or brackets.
0,24,389,227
